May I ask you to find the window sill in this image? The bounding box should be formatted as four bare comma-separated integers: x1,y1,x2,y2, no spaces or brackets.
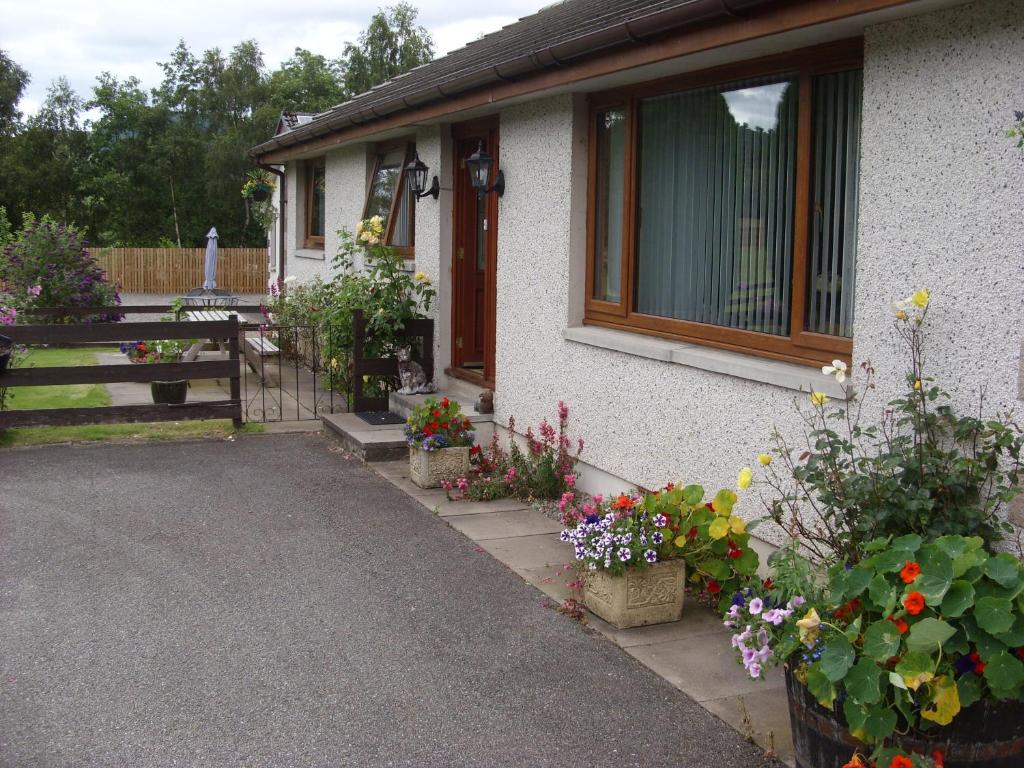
294,248,325,261
563,325,850,398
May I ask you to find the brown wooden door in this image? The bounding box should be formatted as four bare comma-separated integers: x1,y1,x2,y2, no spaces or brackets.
451,123,498,385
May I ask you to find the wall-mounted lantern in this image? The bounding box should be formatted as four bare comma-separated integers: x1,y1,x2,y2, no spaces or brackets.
466,141,504,198
404,152,439,200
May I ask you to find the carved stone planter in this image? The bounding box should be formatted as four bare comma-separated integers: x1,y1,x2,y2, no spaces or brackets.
409,445,471,489
583,559,686,629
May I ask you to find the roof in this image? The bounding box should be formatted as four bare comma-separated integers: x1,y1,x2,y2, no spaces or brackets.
275,111,317,136
250,0,778,158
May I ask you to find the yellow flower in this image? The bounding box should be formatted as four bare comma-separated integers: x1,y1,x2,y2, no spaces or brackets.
757,453,772,466
737,467,753,490
894,309,909,321
796,608,821,647
911,289,930,308
330,357,339,370
708,517,730,540
727,515,746,534
810,391,829,406
913,379,922,390
414,271,432,285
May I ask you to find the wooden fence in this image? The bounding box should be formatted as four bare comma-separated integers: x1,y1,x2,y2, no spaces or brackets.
351,309,434,413
93,247,268,293
0,316,242,429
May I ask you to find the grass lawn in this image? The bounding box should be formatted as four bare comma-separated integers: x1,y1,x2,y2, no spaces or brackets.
1,346,263,448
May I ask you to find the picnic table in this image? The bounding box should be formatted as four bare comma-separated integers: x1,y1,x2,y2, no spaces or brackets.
181,309,281,377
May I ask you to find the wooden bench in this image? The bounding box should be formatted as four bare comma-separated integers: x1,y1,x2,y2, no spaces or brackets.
245,335,281,385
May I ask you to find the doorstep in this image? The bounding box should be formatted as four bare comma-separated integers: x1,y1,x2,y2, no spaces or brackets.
369,459,794,766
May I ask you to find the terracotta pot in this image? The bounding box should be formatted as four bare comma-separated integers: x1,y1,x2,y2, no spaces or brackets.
409,445,470,488
583,559,686,629
785,665,1024,768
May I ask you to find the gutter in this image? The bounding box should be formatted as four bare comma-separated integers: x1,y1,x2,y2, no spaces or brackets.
257,163,287,286
249,0,776,159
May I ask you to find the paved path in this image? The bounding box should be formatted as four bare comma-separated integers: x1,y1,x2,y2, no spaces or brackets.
0,434,778,767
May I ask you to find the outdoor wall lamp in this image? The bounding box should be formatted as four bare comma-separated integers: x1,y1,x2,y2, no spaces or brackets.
404,153,439,200
466,141,504,198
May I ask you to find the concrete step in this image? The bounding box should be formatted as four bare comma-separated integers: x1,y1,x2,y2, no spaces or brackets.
322,412,408,462
389,387,494,424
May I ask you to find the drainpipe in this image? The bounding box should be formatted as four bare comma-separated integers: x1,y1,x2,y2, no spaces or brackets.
257,162,287,287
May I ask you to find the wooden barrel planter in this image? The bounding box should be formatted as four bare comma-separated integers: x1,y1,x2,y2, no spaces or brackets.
786,667,1024,768
151,380,188,405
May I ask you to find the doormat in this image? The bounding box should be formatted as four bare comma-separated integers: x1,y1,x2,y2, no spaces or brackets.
356,410,407,426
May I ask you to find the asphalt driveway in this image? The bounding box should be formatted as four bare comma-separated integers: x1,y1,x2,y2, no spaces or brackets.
0,433,777,767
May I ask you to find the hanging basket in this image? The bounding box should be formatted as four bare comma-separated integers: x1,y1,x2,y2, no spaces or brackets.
250,184,271,202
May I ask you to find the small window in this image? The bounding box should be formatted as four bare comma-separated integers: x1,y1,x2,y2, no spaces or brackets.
363,142,415,256
304,160,325,249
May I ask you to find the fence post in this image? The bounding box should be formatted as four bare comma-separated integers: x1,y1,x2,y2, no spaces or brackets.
351,309,365,413
228,315,242,428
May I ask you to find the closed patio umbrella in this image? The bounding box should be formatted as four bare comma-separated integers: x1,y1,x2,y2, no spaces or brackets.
203,227,218,290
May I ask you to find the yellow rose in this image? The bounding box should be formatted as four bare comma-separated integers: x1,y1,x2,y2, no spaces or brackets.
911,289,930,308
757,453,772,466
737,467,753,490
810,391,829,406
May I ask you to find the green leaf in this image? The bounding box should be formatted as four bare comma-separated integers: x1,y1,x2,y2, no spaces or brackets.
868,573,896,613
895,650,936,691
681,484,704,506
891,533,923,552
863,619,902,662
844,567,872,599
863,706,898,741
984,553,1022,589
983,650,1024,699
995,615,1024,646
940,580,975,618
906,618,957,653
845,658,884,704
871,547,915,573
920,675,960,726
820,635,855,683
888,670,908,690
956,672,983,708
805,664,836,708
934,535,968,560
975,596,1015,635
953,547,987,579
843,698,869,742
915,548,953,604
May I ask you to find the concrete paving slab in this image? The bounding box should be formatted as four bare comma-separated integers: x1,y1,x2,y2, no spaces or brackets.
477,533,573,572
518,563,580,603
373,460,410,479
433,497,532,518
626,636,784,702
446,508,563,540
586,602,731,647
701,687,794,767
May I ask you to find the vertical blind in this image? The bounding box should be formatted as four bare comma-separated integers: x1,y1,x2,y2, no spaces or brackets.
806,70,863,338
593,109,626,302
391,174,414,247
636,76,798,336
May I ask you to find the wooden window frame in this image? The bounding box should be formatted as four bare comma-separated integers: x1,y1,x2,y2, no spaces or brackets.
584,39,863,368
303,159,326,249
362,140,416,258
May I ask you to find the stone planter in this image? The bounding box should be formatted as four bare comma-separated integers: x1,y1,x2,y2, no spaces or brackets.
409,445,470,489
582,558,686,629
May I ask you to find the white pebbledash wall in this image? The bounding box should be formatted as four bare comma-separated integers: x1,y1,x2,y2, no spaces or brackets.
494,0,1024,544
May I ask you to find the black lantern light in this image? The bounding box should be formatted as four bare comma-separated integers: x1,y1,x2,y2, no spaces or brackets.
466,141,504,198
404,152,439,200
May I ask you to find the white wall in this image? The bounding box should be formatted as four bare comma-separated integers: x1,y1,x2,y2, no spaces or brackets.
494,0,1024,543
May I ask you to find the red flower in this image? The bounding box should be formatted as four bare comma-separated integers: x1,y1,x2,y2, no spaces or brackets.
835,598,862,621
707,579,721,594
728,548,743,559
903,591,926,616
611,495,633,510
932,750,945,768
900,561,921,584
441,422,449,430
470,445,481,455
890,757,913,768
663,482,675,491
432,409,441,417
888,615,909,635
762,578,775,591
704,502,715,511
441,398,450,408
686,526,698,540
970,651,986,675
431,421,439,429
1016,648,1024,660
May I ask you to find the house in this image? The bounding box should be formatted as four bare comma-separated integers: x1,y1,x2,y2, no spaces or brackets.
250,0,1023,540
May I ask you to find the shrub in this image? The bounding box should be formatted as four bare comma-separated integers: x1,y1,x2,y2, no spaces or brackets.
1,218,121,323
759,290,1022,563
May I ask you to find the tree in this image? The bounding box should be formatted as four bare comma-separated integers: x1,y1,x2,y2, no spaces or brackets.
0,49,29,135
342,3,434,96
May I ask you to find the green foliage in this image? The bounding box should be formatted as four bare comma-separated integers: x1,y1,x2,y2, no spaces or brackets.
1008,110,1024,149
343,3,434,95
783,535,1024,749
762,295,1023,563
1,218,121,322
0,49,29,135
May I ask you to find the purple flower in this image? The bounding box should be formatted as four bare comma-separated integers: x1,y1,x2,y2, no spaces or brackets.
653,514,667,528
748,598,764,615
644,549,657,563
651,531,664,544
618,547,632,562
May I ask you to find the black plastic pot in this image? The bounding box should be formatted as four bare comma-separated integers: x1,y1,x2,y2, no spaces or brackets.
250,185,270,202
786,666,1024,768
151,379,188,405
0,333,11,374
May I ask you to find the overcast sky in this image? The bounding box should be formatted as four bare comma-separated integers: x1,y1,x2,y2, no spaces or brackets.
0,0,550,117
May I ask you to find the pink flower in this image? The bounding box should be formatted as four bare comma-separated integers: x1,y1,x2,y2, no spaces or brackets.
564,474,576,487
558,491,575,511
592,494,603,505
505,468,517,483
558,400,569,422
440,480,453,491
27,285,42,297
456,477,469,491
0,306,16,326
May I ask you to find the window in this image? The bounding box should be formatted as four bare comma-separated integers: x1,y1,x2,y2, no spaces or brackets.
304,160,325,248
585,42,864,366
363,142,416,256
